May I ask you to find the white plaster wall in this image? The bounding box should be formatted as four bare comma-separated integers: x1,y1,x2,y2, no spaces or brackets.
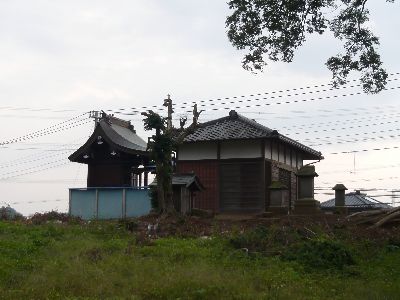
178,142,217,160
291,150,296,168
297,153,303,168
220,140,261,159
265,140,272,159
272,142,279,161
285,147,291,165
279,144,285,163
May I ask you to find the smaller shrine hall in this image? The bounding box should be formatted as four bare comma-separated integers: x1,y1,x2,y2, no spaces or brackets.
69,112,152,187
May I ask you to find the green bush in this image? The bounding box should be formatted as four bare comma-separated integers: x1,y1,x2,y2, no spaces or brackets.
0,206,24,221
283,239,355,271
229,226,269,252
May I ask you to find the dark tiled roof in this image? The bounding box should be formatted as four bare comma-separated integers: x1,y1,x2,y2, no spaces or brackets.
69,115,148,163
100,121,147,152
184,110,322,159
321,192,392,209
150,173,204,191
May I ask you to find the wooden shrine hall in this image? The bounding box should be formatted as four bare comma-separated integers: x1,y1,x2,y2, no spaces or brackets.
69,112,152,188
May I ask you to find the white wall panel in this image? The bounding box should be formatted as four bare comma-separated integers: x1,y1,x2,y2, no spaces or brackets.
272,142,279,161
178,142,217,160
220,140,261,159
265,140,272,159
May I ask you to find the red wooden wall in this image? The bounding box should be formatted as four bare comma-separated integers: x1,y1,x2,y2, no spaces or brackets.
176,160,219,212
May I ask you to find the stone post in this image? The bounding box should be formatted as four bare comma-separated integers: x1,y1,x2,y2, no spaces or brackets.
267,181,289,214
332,184,348,214
294,165,320,214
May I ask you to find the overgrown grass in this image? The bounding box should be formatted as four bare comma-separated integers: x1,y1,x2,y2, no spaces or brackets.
0,220,399,299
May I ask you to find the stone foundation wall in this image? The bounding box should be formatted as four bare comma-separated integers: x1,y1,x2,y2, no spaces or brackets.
271,161,280,181
290,172,297,210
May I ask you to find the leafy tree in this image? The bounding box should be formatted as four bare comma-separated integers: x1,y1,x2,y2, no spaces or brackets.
142,99,200,214
142,110,175,214
226,0,395,93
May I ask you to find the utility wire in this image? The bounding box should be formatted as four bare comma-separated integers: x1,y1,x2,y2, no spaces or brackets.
0,150,72,169
329,145,400,155
307,132,400,147
183,86,400,113
0,158,67,177
0,106,80,113
322,162,400,175
287,118,400,137
0,161,70,181
319,175,400,185
174,79,400,111
0,113,89,145
175,73,400,106
3,198,66,206
282,111,400,131
106,73,400,115
0,118,91,146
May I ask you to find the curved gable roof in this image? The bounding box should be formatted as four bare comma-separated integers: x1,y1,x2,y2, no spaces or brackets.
69,119,148,163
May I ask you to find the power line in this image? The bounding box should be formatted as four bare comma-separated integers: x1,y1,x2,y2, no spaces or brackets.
328,145,400,155
0,136,89,167
307,132,400,147
322,162,400,175
0,106,80,113
0,161,70,181
2,198,67,206
282,111,400,131
105,73,400,115
0,150,71,169
319,174,400,185
172,85,400,113
302,127,400,145
289,119,400,137
0,118,91,146
0,158,67,177
112,83,400,117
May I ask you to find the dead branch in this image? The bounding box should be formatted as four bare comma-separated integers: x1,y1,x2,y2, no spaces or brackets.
370,211,400,228
347,210,385,219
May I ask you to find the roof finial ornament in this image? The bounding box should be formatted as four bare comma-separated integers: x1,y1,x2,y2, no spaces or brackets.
192,103,204,126
229,110,238,119
180,116,187,130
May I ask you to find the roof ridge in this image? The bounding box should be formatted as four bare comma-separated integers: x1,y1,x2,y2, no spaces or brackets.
198,110,274,134
236,113,274,134
99,120,147,150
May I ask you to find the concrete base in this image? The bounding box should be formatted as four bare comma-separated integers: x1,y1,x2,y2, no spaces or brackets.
294,198,321,215
334,206,348,215
267,207,289,215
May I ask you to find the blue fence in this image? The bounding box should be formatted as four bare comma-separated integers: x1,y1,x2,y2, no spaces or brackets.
69,187,151,220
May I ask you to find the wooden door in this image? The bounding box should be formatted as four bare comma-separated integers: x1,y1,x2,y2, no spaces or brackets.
220,160,263,212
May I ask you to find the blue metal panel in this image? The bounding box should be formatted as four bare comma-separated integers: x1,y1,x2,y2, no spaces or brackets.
97,189,123,219
126,189,151,217
70,189,96,220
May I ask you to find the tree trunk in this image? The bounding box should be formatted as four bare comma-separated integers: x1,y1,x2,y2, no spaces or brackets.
156,163,165,212
164,174,175,214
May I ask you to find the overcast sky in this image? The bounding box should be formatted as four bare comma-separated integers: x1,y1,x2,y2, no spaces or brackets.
1,1,400,215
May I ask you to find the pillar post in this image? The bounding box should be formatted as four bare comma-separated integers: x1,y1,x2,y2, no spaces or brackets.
294,165,320,214
267,181,289,215
332,184,348,214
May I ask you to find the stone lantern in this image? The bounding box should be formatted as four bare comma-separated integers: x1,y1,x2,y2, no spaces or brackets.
294,165,320,214
268,181,289,214
332,184,348,214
